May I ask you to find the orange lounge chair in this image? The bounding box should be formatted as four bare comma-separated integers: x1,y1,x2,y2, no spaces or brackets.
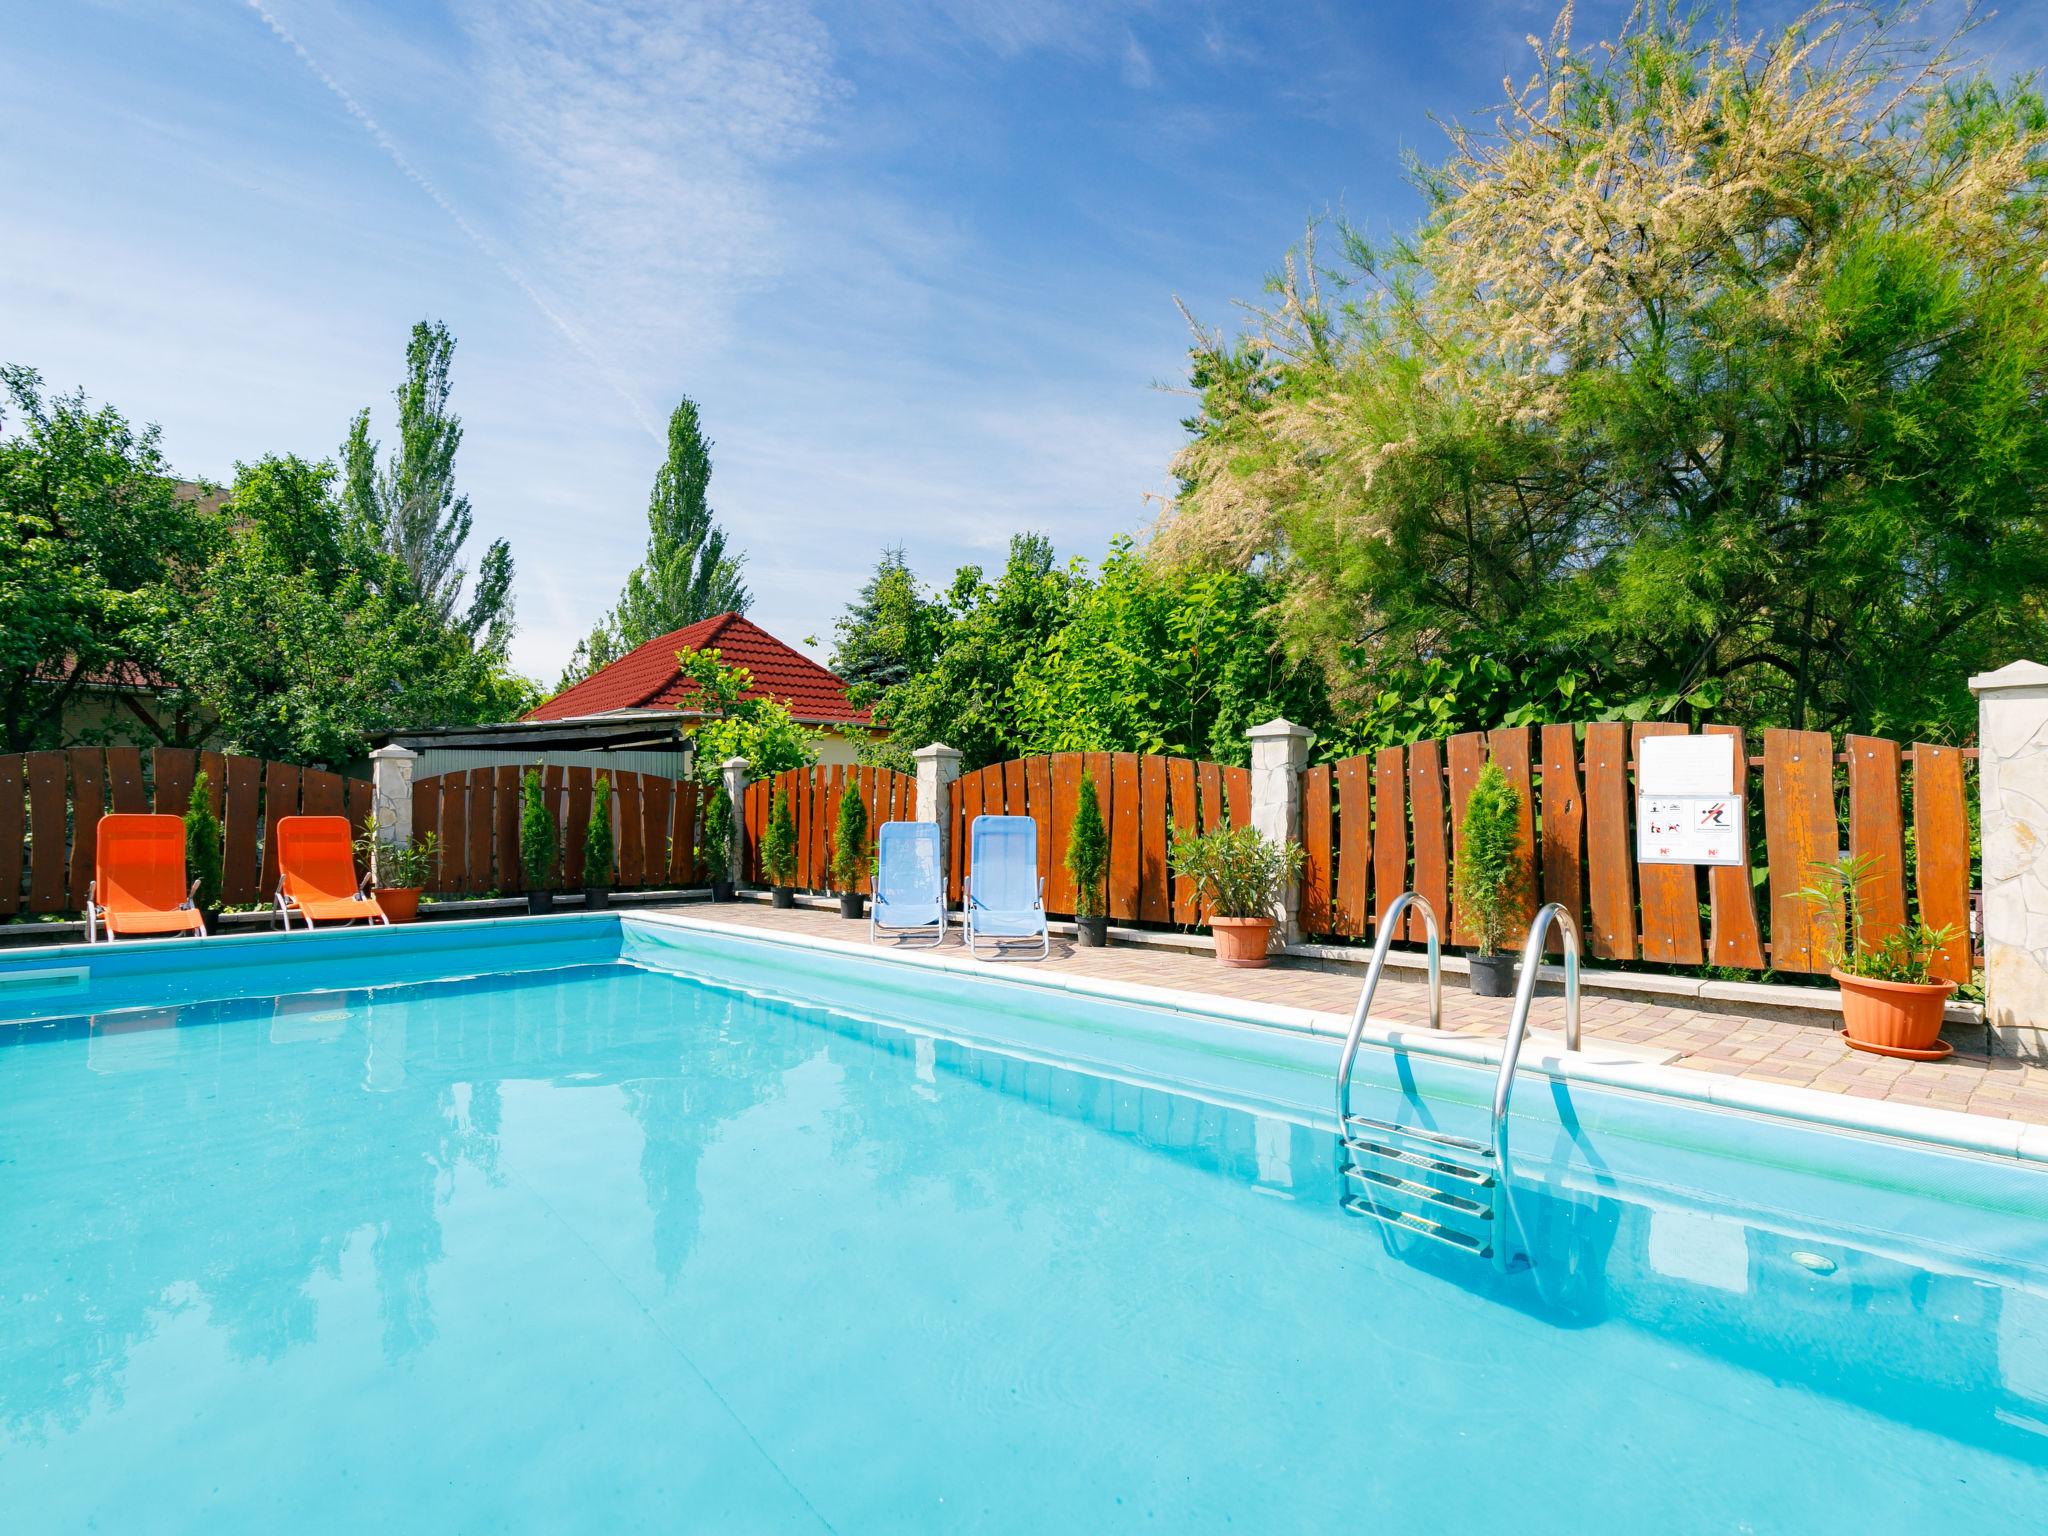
86,814,208,942
274,815,388,931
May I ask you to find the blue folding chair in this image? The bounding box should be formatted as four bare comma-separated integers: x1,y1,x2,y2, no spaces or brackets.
963,815,1048,960
871,821,946,947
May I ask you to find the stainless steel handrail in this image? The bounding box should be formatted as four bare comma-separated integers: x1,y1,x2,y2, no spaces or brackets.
1488,903,1582,1272
1334,892,1440,1129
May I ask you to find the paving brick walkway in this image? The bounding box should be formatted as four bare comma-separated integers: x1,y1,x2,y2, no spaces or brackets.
661,902,2048,1129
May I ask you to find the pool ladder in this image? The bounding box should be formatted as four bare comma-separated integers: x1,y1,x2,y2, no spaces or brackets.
1334,898,1581,1269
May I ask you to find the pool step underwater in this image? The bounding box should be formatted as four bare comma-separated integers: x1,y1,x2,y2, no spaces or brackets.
1338,1113,1499,1259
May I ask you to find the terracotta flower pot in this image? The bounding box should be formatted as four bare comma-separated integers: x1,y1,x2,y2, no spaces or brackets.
1212,915,1275,969
376,887,422,923
1833,968,1957,1060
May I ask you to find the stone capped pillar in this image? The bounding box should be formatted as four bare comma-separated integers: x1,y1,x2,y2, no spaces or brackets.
1971,660,2048,1060
367,744,417,884
913,742,963,888
720,757,749,882
1247,718,1314,943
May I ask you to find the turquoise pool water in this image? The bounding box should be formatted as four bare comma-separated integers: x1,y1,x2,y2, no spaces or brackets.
4,918,2048,1531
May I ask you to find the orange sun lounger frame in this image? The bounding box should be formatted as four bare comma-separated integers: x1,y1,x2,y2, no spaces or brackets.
273,815,388,930
86,813,208,942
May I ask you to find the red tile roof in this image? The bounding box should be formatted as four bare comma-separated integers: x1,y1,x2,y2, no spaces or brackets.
525,612,872,727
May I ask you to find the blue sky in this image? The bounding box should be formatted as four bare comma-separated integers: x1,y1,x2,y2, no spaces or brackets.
6,1,2041,683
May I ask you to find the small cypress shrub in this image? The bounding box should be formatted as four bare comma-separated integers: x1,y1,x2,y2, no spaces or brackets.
697,785,734,882
1455,761,1524,956
520,766,557,888
184,769,224,912
584,774,615,887
831,778,870,889
761,787,799,886
1066,774,1108,918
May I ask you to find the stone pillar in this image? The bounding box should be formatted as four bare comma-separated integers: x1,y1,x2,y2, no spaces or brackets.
1247,718,1314,943
913,742,963,885
367,744,417,883
1971,660,2048,1060
720,757,749,882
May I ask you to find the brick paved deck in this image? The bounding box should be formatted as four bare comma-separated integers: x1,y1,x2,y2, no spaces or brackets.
661,902,2048,1130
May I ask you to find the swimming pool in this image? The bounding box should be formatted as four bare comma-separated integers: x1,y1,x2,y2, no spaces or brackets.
3,912,2046,1531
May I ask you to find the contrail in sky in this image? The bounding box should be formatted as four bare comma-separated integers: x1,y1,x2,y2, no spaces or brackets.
241,0,663,442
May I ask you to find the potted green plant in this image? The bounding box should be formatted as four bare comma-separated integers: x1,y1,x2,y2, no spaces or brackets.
831,778,870,919
184,769,224,932
520,765,558,914
1067,772,1109,946
583,774,615,911
698,787,735,900
1795,852,1959,1058
760,786,799,907
353,813,439,922
1168,822,1306,969
1455,761,1525,996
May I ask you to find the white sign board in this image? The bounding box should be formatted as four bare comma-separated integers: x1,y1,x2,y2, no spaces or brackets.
1636,733,1746,867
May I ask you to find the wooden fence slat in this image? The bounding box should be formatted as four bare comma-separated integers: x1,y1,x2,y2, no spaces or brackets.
827,766,848,890
1632,723,1704,965
642,775,673,888
615,771,643,886
1168,757,1201,926
1407,741,1448,943
1444,733,1486,945
1004,757,1028,823
1763,728,1839,973
1537,726,1583,955
412,775,444,891
564,767,592,887
1049,752,1081,913
221,755,262,905
1026,756,1054,902
1913,743,1972,983
1333,756,1370,938
462,769,492,892
817,767,838,889
105,746,146,814
1198,760,1226,836
68,749,107,910
199,752,226,817
1846,735,1907,947
1108,752,1141,922
1703,725,1766,969
152,747,197,815
260,760,300,898
1224,765,1250,829
1487,727,1537,945
1372,747,1406,938
0,755,21,915
788,768,808,888
670,780,698,887
946,777,964,903
437,771,468,894
1581,723,1636,961
1299,763,1333,935
29,751,70,911
347,777,373,842
959,766,985,898
301,768,345,820
1138,754,1171,925
491,766,521,892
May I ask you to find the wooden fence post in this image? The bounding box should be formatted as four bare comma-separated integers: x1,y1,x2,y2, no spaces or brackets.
1971,660,2048,1060
1247,718,1313,944
913,742,962,900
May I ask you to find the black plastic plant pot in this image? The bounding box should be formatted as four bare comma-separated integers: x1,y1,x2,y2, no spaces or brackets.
1468,952,1516,997
770,887,796,910
710,880,735,903
583,886,610,911
838,892,866,920
1075,915,1108,948
527,890,554,916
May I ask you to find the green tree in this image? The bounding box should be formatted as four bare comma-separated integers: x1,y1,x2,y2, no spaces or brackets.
340,320,514,654
520,766,557,888
0,366,202,749
183,769,223,914
831,777,869,890
832,546,944,698
1160,4,2048,742
673,645,816,782
1066,773,1108,919
561,397,749,687
1455,762,1524,958
760,788,799,887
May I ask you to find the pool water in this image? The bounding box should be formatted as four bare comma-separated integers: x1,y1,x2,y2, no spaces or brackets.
4,948,2048,1532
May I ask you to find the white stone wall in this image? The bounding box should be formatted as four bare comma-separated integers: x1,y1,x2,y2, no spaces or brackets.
1972,660,2048,1059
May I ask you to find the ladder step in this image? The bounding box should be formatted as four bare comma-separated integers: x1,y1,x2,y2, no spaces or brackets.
1343,1164,1495,1220
1343,1113,1492,1159
1343,1137,1496,1189
1341,1194,1493,1257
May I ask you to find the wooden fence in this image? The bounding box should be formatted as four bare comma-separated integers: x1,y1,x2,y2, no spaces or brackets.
947,753,1250,922
1,747,372,917
413,767,716,895
741,765,918,893
1294,724,1975,981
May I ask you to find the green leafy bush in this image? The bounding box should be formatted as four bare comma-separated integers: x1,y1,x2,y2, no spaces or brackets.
1167,823,1304,921
353,813,438,887
520,766,557,888
760,787,799,887
184,769,223,912
831,779,870,889
1066,773,1108,918
585,774,615,887
1455,761,1524,957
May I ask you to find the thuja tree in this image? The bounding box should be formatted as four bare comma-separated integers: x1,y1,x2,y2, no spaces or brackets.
1161,3,2048,741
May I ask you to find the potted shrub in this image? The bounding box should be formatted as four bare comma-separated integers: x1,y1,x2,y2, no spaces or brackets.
354,813,438,922
1168,823,1306,969
698,787,735,900
760,787,799,908
520,765,558,914
184,769,224,932
1455,761,1525,997
831,778,870,919
583,774,615,911
1796,853,1959,1058
1067,772,1109,946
